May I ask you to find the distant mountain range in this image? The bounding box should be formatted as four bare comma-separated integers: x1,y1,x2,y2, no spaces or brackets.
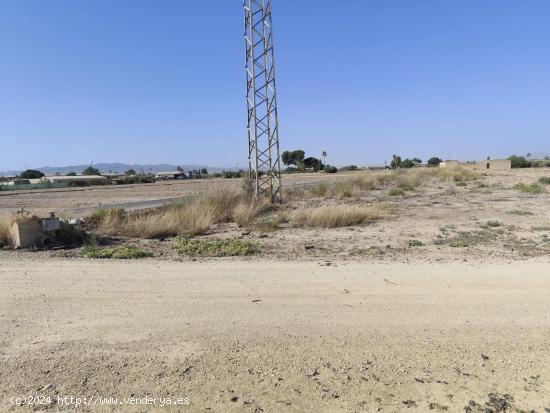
0,163,235,176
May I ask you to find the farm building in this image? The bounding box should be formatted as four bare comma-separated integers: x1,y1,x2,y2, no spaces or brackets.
43,175,109,184
440,159,511,171
0,176,15,184
4,178,42,186
155,171,189,181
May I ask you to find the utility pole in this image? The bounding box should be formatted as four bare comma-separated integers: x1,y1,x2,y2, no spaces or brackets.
243,0,282,202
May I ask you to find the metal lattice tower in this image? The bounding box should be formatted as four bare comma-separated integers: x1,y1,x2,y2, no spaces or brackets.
243,0,282,202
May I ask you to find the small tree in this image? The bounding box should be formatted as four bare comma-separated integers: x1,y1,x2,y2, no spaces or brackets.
390,155,402,169
282,150,305,166
82,166,101,176
427,157,442,167
125,169,136,176
67,171,77,176
200,168,208,175
508,155,530,169
303,157,323,171
20,169,44,179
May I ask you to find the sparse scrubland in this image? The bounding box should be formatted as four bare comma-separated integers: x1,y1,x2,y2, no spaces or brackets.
306,166,478,199
85,188,269,238
2,166,550,261
85,170,420,239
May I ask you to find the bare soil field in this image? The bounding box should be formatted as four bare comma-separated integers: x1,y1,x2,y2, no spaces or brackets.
1,260,549,412
0,173,346,217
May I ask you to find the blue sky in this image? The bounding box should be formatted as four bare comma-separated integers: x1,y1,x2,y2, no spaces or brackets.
1,0,549,170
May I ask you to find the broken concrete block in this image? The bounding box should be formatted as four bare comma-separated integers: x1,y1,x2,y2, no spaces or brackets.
10,219,52,249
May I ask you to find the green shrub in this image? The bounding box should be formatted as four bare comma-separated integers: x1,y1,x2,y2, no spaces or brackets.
455,181,467,187
538,177,550,185
513,183,545,194
485,220,501,228
323,165,338,174
408,240,424,247
508,155,531,169
81,245,152,259
175,236,255,257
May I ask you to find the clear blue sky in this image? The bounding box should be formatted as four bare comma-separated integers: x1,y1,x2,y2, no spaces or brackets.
1,0,549,171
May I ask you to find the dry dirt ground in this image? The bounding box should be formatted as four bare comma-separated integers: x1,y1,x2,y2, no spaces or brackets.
1,168,550,412
1,260,550,412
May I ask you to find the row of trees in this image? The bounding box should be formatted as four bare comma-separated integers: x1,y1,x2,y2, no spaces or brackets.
18,166,212,179
508,155,550,169
390,155,442,169
18,168,99,179
281,149,337,173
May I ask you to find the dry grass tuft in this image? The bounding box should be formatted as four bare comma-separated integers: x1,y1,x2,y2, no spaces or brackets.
291,203,396,228
121,202,216,238
87,209,126,236
233,197,270,227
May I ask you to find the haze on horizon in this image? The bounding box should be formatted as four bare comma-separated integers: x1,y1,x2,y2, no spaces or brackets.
1,0,549,171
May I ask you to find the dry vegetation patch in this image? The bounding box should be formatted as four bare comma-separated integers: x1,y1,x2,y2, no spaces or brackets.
233,197,270,227
291,203,396,228
513,182,546,194
81,245,153,259
0,216,12,246
85,188,269,238
308,167,480,199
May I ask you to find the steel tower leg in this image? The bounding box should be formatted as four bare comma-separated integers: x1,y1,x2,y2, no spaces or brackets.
243,0,282,202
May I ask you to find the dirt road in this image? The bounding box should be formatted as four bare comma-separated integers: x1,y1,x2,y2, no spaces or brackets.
1,259,550,412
